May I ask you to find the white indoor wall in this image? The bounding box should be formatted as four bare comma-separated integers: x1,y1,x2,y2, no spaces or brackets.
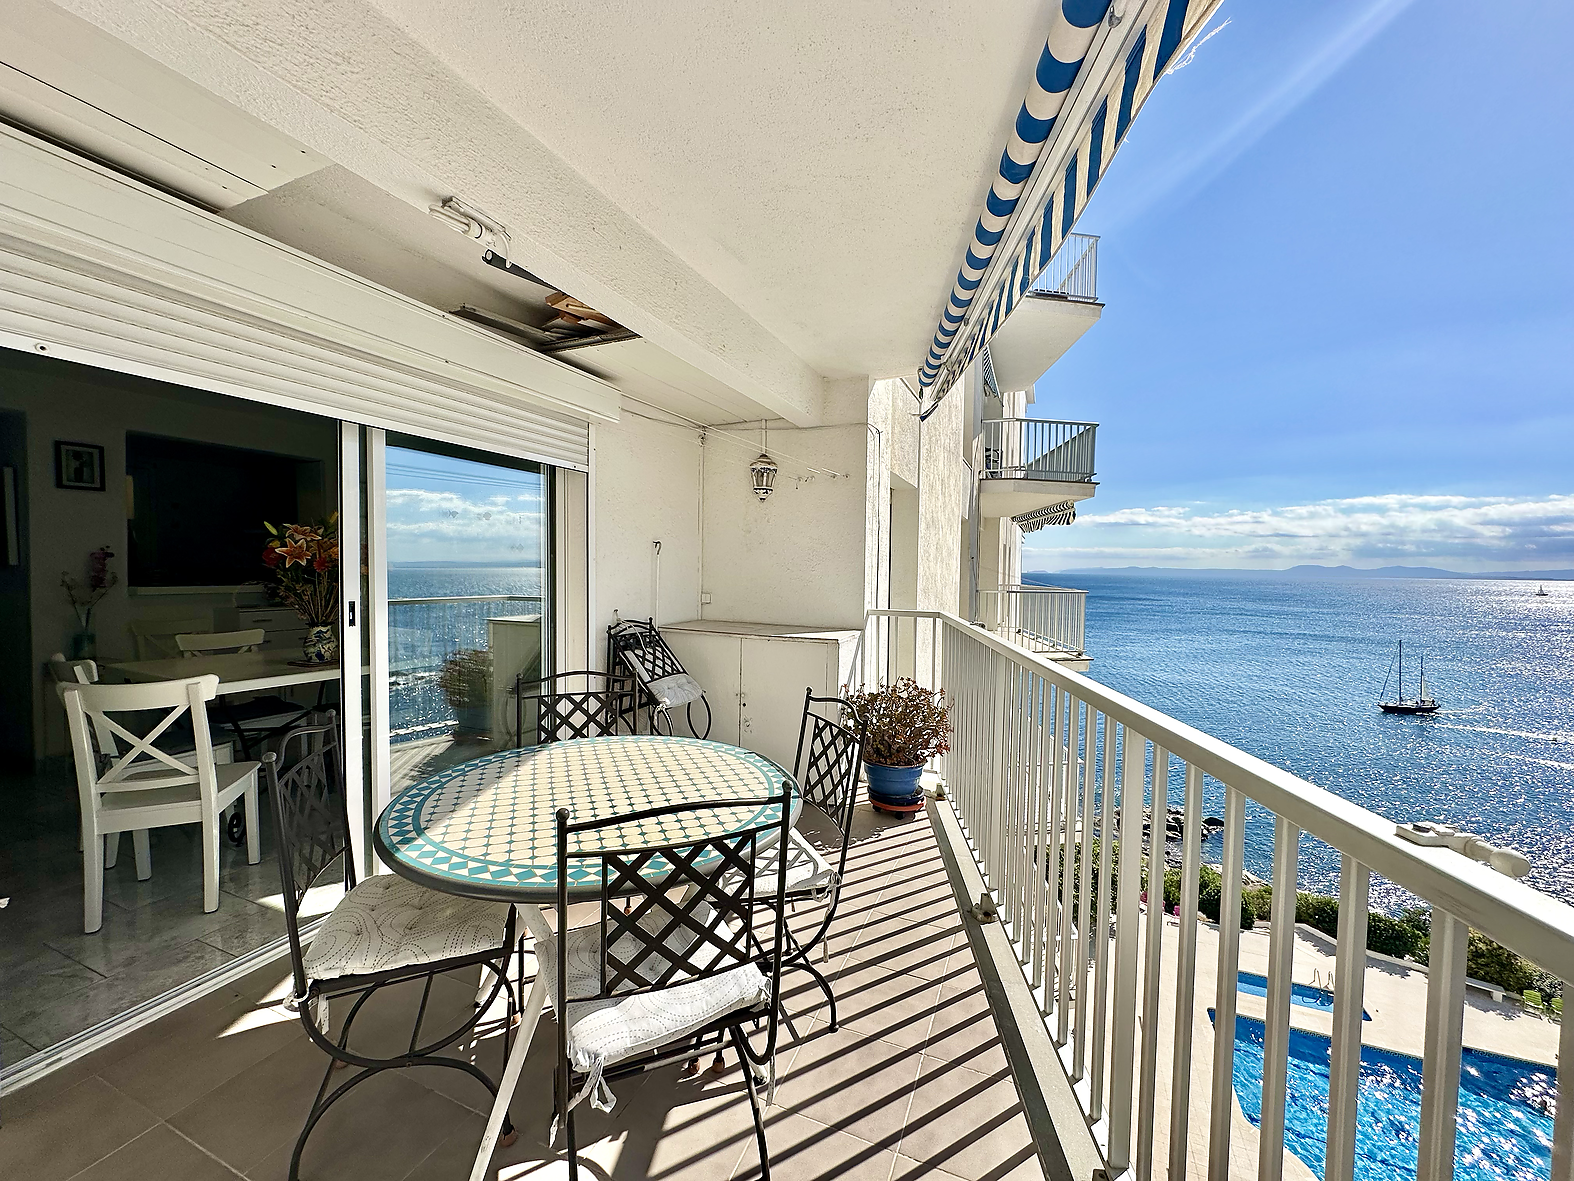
0,350,337,757
592,411,703,639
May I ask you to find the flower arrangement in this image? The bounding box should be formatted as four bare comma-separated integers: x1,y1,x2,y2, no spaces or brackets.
261,515,339,626
843,678,951,768
61,546,117,634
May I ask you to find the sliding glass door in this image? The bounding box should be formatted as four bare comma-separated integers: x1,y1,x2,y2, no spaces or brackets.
372,435,551,805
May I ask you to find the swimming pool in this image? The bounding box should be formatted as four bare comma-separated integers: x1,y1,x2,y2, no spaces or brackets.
1217,1012,1556,1181
1237,971,1372,1020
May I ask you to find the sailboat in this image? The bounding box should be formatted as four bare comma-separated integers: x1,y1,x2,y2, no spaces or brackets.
1378,640,1439,715
1536,584,1550,597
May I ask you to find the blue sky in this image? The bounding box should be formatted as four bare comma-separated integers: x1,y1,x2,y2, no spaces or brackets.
385,447,545,565
1025,0,1574,572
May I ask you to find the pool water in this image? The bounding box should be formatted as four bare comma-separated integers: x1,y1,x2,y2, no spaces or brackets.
1218,1013,1556,1181
1238,971,1372,1020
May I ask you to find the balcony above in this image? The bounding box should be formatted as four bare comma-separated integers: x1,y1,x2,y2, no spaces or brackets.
977,418,1098,519
985,234,1103,392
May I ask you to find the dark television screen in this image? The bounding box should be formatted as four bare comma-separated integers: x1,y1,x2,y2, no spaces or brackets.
127,433,325,587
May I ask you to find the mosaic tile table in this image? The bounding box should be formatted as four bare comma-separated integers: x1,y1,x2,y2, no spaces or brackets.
372,734,801,1181
376,735,798,903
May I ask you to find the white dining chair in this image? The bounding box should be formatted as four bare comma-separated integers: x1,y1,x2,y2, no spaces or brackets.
129,614,214,659
59,674,261,934
174,628,266,656
48,653,239,870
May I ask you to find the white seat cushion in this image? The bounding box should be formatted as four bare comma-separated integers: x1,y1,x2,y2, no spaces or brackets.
303,873,510,984
538,914,769,1079
753,829,836,898
644,671,705,710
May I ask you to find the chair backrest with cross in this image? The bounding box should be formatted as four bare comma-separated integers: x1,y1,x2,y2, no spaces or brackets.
793,689,865,851
262,713,352,1001
60,675,225,804
129,614,215,659
515,670,635,747
554,789,793,1000
176,628,266,657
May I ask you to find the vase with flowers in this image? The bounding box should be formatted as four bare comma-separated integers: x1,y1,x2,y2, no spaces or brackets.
844,678,951,817
261,515,340,663
60,546,118,659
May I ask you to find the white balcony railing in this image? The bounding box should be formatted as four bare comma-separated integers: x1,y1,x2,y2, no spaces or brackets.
979,418,1097,481
1032,232,1099,302
977,584,1087,656
852,610,1574,1181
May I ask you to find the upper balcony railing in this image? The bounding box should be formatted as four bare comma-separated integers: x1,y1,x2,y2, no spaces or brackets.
977,584,1086,656
979,418,1097,482
851,609,1574,1181
1031,232,1099,302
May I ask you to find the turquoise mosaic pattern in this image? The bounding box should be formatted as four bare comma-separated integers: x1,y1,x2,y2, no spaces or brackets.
377,736,797,902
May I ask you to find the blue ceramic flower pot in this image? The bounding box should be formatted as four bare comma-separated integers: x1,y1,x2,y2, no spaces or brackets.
864,760,925,806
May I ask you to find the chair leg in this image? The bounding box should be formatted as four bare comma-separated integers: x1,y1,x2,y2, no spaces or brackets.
132,830,152,881
732,1027,772,1181
83,828,104,934
202,813,220,913
795,960,838,1031
244,784,261,865
103,830,120,870
565,1089,580,1181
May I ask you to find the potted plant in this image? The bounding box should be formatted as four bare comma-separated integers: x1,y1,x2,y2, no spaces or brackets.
60,545,117,659
438,648,493,735
261,515,340,662
844,678,951,815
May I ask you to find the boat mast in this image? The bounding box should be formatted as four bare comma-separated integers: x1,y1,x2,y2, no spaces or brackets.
1419,652,1427,701
1398,640,1403,703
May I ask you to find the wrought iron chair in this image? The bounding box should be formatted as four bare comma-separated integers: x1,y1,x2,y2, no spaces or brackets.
607,615,712,738
514,669,636,746
753,689,864,1031
175,628,311,763
543,788,792,1181
264,713,521,1181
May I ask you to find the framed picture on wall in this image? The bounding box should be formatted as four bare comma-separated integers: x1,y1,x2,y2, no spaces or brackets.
55,440,105,491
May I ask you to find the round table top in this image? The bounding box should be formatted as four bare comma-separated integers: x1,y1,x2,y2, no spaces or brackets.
374,735,798,903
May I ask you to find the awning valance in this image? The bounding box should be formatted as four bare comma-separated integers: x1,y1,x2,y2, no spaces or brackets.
918,0,1221,411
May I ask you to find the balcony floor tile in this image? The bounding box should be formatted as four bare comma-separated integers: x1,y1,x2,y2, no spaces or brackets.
0,805,1049,1181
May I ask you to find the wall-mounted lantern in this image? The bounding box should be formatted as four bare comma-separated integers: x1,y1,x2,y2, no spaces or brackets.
749,420,777,502
749,453,778,502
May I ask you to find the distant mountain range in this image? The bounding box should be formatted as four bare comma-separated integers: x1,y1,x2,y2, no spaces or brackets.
1030,565,1574,581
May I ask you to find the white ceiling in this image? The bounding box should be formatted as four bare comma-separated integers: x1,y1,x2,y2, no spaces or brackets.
363,0,1058,379
18,1,1069,424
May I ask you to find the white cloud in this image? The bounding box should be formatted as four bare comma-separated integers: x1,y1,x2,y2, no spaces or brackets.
1028,493,1574,569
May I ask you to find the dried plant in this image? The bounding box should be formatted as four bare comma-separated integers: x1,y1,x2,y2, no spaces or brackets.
844,678,951,767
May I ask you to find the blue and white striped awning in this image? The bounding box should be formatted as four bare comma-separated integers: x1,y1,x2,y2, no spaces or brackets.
918,0,1222,410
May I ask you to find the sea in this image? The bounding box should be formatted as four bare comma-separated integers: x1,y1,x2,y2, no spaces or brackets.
386,565,543,738
1025,572,1574,910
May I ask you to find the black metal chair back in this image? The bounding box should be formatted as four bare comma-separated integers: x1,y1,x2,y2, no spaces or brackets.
555,789,792,1000
515,670,636,747
607,618,687,683
793,690,865,845
263,713,351,1002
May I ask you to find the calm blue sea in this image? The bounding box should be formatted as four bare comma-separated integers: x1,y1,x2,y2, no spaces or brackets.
1028,572,1574,909
386,566,542,736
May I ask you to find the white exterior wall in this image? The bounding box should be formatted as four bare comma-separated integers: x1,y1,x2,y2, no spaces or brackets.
699,378,873,629
592,412,704,642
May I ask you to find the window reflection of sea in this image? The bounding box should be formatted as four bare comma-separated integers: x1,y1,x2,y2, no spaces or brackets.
386,567,543,739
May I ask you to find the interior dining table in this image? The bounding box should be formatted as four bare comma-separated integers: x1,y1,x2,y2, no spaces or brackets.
373,733,801,1181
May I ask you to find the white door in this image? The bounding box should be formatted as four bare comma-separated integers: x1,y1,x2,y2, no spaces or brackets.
740,637,838,774
663,631,742,746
